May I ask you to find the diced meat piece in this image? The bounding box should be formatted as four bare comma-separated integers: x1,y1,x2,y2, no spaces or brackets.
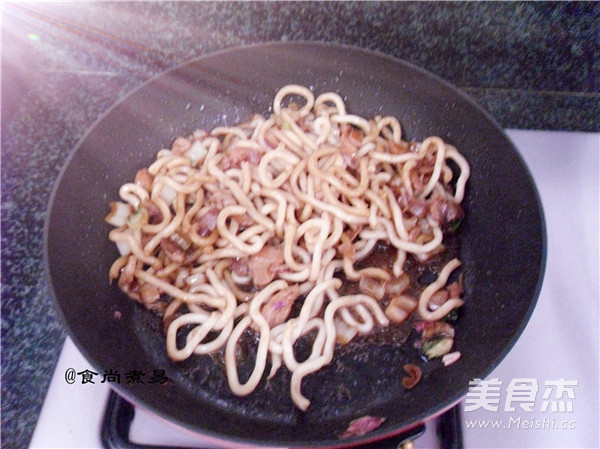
231,258,250,277
339,239,355,260
160,238,186,264
207,190,237,209
196,208,219,237
261,285,300,328
414,320,455,339
234,211,255,228
171,136,192,155
428,198,464,228
207,192,254,227
248,245,285,287
428,290,450,311
340,415,386,439
446,280,463,298
406,197,429,218
140,283,161,305
389,140,410,154
134,168,154,192
409,169,425,196
263,130,279,149
340,125,364,169
219,146,261,170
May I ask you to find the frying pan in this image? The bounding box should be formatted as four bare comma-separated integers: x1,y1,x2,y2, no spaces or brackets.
45,42,546,447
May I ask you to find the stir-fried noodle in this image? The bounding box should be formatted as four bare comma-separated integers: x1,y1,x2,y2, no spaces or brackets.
106,85,470,410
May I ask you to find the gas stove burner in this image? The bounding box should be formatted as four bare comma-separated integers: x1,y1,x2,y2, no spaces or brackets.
101,390,463,449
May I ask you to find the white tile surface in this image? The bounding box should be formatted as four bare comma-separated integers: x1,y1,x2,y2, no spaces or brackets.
460,130,599,449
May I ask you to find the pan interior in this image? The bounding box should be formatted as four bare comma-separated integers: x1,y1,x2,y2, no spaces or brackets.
45,42,545,447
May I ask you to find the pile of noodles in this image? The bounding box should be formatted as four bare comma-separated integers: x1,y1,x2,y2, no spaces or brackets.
106,85,470,410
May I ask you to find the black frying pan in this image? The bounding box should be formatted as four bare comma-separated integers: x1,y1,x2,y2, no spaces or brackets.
45,42,546,447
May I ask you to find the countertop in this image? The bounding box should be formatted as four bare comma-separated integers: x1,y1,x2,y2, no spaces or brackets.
1,2,598,448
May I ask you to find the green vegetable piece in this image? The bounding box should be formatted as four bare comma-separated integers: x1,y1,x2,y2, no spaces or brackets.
422,337,454,359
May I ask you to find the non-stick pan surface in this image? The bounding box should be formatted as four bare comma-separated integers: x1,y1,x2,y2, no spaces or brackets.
45,42,545,447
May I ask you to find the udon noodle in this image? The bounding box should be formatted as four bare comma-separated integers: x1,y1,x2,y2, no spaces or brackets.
106,85,470,410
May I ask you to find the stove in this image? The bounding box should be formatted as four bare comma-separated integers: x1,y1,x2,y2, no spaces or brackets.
30,130,599,448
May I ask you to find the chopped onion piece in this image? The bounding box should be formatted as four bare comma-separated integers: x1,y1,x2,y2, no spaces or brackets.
334,317,357,345
115,239,131,256
442,351,461,366
156,149,173,159
127,206,149,231
186,272,206,287
359,275,386,300
169,231,191,251
385,295,417,324
185,140,208,166
386,272,410,295
160,184,177,205
105,201,131,227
